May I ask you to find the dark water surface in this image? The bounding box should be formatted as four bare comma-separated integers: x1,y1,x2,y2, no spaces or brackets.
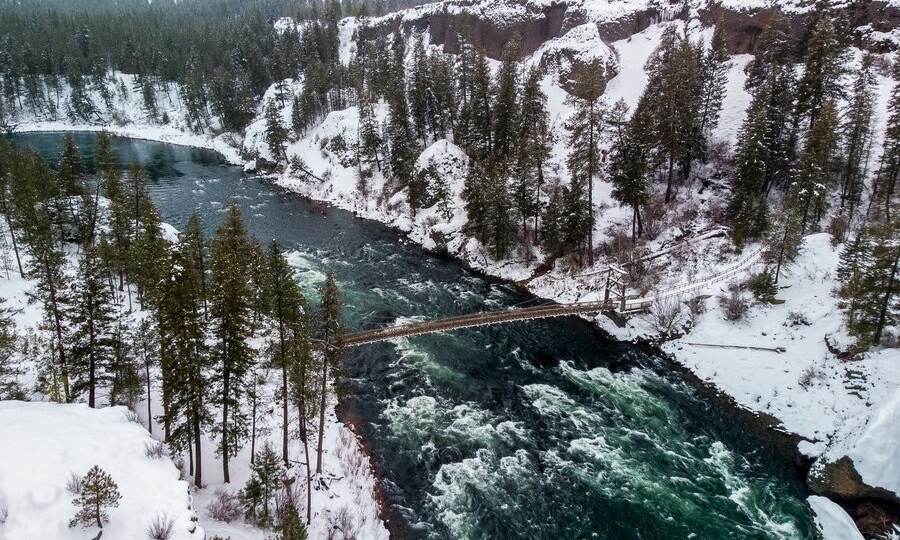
10,132,816,540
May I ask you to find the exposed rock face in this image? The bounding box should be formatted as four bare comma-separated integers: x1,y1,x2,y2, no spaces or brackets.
809,456,886,500
367,0,900,66
809,456,900,538
424,3,570,58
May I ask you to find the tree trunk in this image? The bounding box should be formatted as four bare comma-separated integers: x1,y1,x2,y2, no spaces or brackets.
300,402,312,525
587,103,595,267
144,349,152,435
279,314,289,467
316,353,328,475
221,368,230,483
46,262,70,402
4,212,23,277
665,146,675,204
188,431,194,476
250,386,257,466
194,413,203,488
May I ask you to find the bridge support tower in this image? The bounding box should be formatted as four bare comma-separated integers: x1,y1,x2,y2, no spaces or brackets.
603,265,628,311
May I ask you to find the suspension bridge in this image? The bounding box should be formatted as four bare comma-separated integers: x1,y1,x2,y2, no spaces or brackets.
341,249,763,348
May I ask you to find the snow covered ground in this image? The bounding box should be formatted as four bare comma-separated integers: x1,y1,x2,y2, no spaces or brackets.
0,401,202,540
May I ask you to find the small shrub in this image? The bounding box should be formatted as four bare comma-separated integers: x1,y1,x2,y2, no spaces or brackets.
786,310,811,327
326,506,359,540
641,202,667,240
66,471,83,496
719,286,749,321
643,296,685,338
685,296,707,326
0,501,8,524
144,441,166,459
798,365,825,390
746,271,777,303
207,488,242,523
145,513,175,540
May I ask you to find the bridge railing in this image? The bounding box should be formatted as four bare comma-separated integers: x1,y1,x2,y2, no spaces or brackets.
623,248,763,308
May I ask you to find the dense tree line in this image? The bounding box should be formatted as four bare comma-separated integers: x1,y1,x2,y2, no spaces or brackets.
0,0,398,131
718,3,898,347
0,133,348,532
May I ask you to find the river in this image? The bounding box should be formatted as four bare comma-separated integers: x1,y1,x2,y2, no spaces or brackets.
10,132,816,540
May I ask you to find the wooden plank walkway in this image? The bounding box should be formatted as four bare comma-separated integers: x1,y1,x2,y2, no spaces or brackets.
343,300,618,347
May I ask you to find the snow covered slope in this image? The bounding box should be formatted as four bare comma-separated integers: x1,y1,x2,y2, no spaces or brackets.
0,401,202,540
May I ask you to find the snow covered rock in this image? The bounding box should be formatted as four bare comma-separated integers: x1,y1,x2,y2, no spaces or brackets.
808,496,865,540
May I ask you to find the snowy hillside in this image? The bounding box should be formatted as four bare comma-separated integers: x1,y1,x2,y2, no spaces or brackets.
0,401,202,540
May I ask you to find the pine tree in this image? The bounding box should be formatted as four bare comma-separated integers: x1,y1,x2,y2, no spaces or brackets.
96,133,132,293
209,201,255,484
760,64,797,196
837,54,876,232
638,28,703,203
181,213,209,316
291,92,305,139
131,197,168,307
0,297,23,400
56,134,88,239
357,83,383,172
21,170,73,402
491,37,521,162
871,61,900,223
764,204,804,283
108,315,141,408
69,245,117,408
158,245,210,489
428,50,456,139
265,100,288,161
274,501,309,540
511,65,551,243
241,441,284,527
788,99,839,234
69,465,121,530
469,49,493,158
384,30,420,210
697,22,730,147
564,58,605,265
314,273,343,475
463,157,492,248
795,13,846,131
540,185,565,256
608,99,650,241
744,8,794,91
408,35,431,146
287,294,315,524
266,240,307,467
838,219,899,347
247,238,270,333
727,77,771,246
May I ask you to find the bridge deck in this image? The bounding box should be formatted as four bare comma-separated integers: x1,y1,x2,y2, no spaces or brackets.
342,300,637,347
342,248,762,347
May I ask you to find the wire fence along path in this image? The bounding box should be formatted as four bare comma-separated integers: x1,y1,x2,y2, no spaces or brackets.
342,249,764,348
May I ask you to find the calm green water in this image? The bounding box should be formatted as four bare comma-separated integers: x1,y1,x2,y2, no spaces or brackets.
10,132,816,540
